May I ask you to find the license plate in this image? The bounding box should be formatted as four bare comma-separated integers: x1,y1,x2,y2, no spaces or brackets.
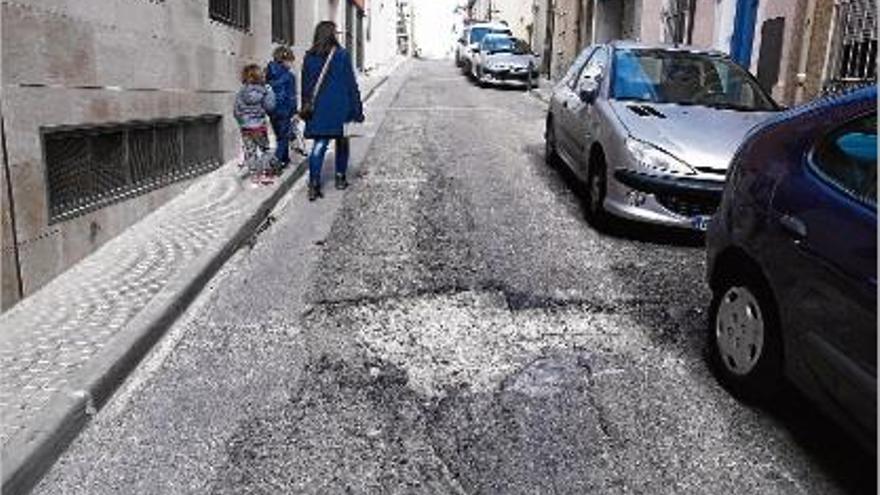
691,215,711,232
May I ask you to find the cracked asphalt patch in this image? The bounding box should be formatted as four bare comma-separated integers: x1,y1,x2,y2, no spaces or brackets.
215,288,841,494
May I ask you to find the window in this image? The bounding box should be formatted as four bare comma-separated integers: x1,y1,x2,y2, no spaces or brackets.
811,113,877,206
610,49,777,111
469,27,511,45
570,46,608,90
563,46,596,86
481,38,532,55
209,0,250,31
43,115,223,223
272,0,295,44
824,0,877,93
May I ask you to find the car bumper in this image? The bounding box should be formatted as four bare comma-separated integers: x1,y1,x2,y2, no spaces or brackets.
481,68,539,85
606,169,725,231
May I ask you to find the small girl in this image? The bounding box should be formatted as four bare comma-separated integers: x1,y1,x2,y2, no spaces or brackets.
234,64,276,183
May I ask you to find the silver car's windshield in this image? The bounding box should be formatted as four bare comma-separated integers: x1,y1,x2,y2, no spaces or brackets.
482,37,529,55
611,49,777,112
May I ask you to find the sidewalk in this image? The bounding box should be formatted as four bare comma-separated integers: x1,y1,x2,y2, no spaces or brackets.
528,76,553,104
0,55,406,495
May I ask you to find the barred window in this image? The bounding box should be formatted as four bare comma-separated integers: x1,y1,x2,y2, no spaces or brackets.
272,0,295,45
43,115,222,223
209,0,250,31
825,0,877,93
662,0,694,45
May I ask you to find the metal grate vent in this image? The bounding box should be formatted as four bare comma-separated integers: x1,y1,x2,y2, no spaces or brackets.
43,115,222,224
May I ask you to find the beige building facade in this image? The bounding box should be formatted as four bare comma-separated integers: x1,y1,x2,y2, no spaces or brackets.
472,0,875,105
0,0,392,312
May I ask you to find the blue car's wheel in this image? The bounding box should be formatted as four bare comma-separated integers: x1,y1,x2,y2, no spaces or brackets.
709,268,783,402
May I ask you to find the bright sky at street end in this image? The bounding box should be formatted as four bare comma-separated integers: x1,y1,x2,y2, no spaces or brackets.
411,0,461,59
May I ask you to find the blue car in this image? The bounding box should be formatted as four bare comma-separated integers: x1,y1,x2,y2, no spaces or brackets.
706,86,876,449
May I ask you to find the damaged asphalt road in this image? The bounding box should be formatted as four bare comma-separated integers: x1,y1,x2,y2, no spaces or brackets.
36,60,875,495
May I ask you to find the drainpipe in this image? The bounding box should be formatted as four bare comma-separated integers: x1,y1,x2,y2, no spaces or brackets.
794,0,818,104
686,0,696,45
0,112,24,306
576,0,584,49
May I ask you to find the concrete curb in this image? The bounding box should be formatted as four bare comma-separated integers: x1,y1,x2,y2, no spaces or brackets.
1,63,398,495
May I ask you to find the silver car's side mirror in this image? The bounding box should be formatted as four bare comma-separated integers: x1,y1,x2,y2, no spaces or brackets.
578,76,600,104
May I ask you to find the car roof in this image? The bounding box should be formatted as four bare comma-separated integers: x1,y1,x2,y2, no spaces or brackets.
468,22,511,31
608,39,727,57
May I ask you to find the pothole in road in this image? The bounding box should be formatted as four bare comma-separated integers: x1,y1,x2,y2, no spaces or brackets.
428,350,621,494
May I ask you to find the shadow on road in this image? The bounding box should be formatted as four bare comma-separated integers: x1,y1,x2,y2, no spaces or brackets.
762,383,876,494
526,138,877,495
456,70,535,92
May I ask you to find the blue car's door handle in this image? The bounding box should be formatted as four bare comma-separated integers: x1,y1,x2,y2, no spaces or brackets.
780,214,808,240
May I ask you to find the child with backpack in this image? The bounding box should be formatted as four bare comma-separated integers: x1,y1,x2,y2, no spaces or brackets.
234,64,276,184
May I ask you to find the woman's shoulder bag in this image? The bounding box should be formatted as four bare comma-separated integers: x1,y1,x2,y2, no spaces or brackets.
299,47,336,121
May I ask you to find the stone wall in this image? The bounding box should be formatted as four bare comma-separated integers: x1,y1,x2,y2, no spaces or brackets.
799,0,835,103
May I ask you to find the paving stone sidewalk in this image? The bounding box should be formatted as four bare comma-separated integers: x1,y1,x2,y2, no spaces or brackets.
0,56,404,494
529,77,554,104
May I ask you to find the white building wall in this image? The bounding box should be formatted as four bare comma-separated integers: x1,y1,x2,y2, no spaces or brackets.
364,0,400,70
488,0,535,41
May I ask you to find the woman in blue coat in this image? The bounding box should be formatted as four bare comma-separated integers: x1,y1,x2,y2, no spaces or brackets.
301,21,364,201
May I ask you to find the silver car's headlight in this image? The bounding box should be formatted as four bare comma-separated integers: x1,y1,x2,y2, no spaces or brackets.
625,138,696,175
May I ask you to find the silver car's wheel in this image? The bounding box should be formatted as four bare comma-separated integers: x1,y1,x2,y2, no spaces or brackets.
715,286,765,376
545,118,559,167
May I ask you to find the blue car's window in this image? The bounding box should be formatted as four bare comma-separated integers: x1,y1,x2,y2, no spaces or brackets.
611,49,777,111
813,113,877,207
470,27,511,45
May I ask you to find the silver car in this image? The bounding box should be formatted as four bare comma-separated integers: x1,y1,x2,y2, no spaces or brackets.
472,35,539,88
545,41,780,231
455,22,512,73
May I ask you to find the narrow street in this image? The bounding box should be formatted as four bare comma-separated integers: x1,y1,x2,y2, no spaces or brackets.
35,60,875,494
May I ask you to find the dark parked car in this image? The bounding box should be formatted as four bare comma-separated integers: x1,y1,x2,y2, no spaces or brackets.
706,86,876,450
